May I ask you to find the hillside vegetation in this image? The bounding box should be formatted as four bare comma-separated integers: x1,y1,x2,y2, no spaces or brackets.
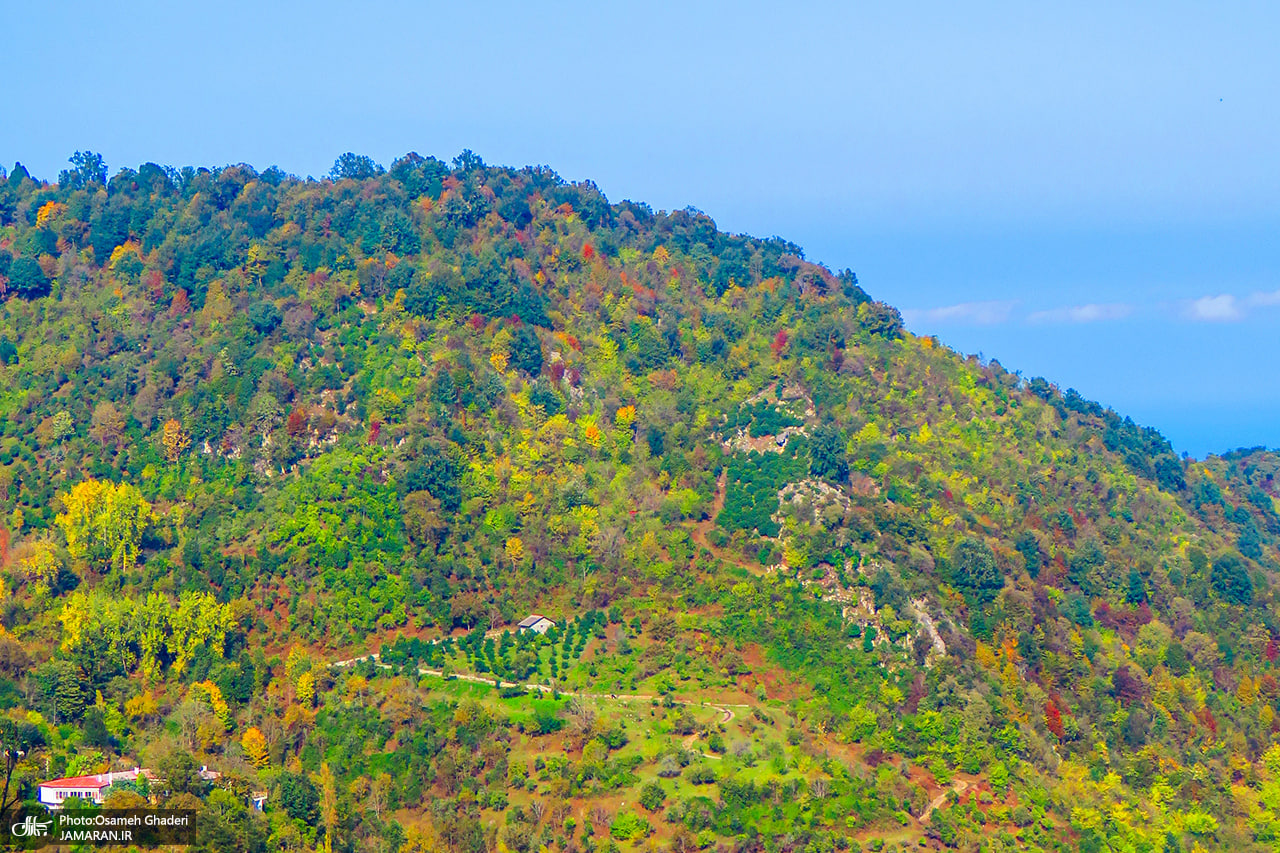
0,151,1278,852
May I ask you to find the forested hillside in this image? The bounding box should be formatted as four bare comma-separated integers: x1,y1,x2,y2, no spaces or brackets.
0,150,1278,852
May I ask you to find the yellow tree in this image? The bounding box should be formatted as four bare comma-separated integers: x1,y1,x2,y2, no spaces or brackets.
58,589,139,674
35,201,66,228
1237,674,1258,706
56,480,153,573
123,691,159,724
315,762,338,853
241,727,269,768
161,419,191,462
17,539,60,594
296,671,316,707
168,592,232,675
190,681,232,731
199,280,233,327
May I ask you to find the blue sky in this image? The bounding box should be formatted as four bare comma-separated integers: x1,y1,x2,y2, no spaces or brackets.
3,1,1277,456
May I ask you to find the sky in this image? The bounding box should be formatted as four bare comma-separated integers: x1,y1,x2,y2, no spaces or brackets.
3,1,1278,456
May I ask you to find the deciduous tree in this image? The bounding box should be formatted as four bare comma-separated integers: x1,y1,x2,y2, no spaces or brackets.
241,727,269,768
56,480,154,573
161,419,191,461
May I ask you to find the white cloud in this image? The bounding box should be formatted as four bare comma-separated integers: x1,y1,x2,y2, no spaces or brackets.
1184,294,1243,322
1247,288,1280,307
1027,303,1133,324
901,300,1017,326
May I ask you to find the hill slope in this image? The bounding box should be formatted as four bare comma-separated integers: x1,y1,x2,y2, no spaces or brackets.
0,152,1278,851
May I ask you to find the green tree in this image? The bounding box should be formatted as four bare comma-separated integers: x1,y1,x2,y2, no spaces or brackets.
809,424,849,483
82,708,112,748
198,789,266,853
510,327,543,375
8,256,50,299
330,153,383,181
952,538,1002,604
37,660,87,722
248,302,283,335
1211,553,1253,605
1068,536,1108,595
276,771,320,822
58,151,108,190
1014,530,1040,576
157,750,204,799
1126,568,1147,604
610,810,650,841
856,301,903,339
404,447,461,512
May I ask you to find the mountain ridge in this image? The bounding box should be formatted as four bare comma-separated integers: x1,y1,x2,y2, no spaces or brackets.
0,151,1277,851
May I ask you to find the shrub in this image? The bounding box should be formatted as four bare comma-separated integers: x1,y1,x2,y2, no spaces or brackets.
609,811,650,841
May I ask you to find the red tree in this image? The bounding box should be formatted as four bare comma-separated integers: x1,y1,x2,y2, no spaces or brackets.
1197,707,1218,737
286,407,308,437
771,329,789,357
143,269,166,301
1045,702,1065,738
169,288,191,317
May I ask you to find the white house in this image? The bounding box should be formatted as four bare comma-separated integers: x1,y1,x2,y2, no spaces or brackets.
517,614,555,634
39,766,219,810
38,769,151,810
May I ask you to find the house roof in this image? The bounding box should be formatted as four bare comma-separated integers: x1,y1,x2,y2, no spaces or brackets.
40,769,148,790
39,774,114,790
517,614,552,628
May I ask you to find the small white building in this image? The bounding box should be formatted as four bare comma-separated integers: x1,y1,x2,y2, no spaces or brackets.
517,614,555,634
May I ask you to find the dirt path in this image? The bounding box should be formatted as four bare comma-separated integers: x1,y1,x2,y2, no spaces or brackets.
920,779,969,823
688,470,765,575
689,470,727,553
678,704,735,760
333,654,749,716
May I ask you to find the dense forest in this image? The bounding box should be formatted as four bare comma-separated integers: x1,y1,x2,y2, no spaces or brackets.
0,149,1277,852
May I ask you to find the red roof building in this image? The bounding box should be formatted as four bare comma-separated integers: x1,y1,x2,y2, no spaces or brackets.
37,769,152,810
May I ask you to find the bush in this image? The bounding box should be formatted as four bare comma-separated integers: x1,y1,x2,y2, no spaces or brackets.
609,811,650,841
687,765,716,785
530,700,563,735
638,781,665,812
